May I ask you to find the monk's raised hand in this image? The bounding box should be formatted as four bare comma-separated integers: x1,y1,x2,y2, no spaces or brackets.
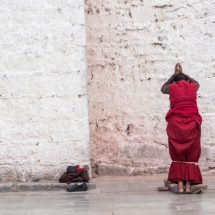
174,65,180,75
174,63,183,75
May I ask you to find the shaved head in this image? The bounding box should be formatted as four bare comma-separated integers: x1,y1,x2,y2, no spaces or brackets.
173,74,188,82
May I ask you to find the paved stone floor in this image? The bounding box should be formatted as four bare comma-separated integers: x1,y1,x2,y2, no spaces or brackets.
0,174,215,215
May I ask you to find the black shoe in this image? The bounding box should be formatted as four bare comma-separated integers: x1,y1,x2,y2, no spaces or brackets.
66,183,87,192
66,183,79,192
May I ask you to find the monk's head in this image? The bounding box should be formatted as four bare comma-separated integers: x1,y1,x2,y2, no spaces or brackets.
173,74,188,82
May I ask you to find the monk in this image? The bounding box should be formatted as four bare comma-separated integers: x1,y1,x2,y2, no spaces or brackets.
161,63,202,193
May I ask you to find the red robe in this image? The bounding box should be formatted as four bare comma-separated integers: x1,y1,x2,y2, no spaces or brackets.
165,80,202,184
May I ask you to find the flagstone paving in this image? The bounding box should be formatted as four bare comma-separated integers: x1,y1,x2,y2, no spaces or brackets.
0,174,215,215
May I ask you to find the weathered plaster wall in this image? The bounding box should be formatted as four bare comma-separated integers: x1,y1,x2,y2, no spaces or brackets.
0,0,90,182
85,0,215,175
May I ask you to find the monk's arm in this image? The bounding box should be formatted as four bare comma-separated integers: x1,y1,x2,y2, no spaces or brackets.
161,75,175,94
186,75,200,91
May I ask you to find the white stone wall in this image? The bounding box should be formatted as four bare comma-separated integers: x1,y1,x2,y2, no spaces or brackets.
85,0,215,175
0,0,90,182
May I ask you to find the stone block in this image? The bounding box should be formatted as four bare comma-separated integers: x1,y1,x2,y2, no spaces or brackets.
0,182,96,192
16,183,67,192
98,164,133,176
0,183,14,192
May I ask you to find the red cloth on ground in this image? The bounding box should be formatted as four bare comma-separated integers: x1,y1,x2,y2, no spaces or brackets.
165,80,202,124
165,80,202,185
167,117,202,184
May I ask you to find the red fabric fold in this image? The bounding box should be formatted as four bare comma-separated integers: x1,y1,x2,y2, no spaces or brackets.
167,117,202,185
165,80,202,124
168,162,202,184
75,166,83,171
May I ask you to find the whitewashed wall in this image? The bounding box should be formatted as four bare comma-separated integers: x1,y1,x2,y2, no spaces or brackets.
85,0,215,175
0,0,90,182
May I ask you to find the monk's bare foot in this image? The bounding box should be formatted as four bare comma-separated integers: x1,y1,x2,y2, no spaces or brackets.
185,181,191,192
178,180,184,193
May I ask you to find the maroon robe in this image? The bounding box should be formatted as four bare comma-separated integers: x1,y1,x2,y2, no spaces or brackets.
166,80,202,184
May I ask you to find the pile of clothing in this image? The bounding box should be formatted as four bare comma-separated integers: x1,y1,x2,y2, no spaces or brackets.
59,165,90,184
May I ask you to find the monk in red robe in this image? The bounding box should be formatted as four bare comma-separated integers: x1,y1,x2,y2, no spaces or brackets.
161,63,202,193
